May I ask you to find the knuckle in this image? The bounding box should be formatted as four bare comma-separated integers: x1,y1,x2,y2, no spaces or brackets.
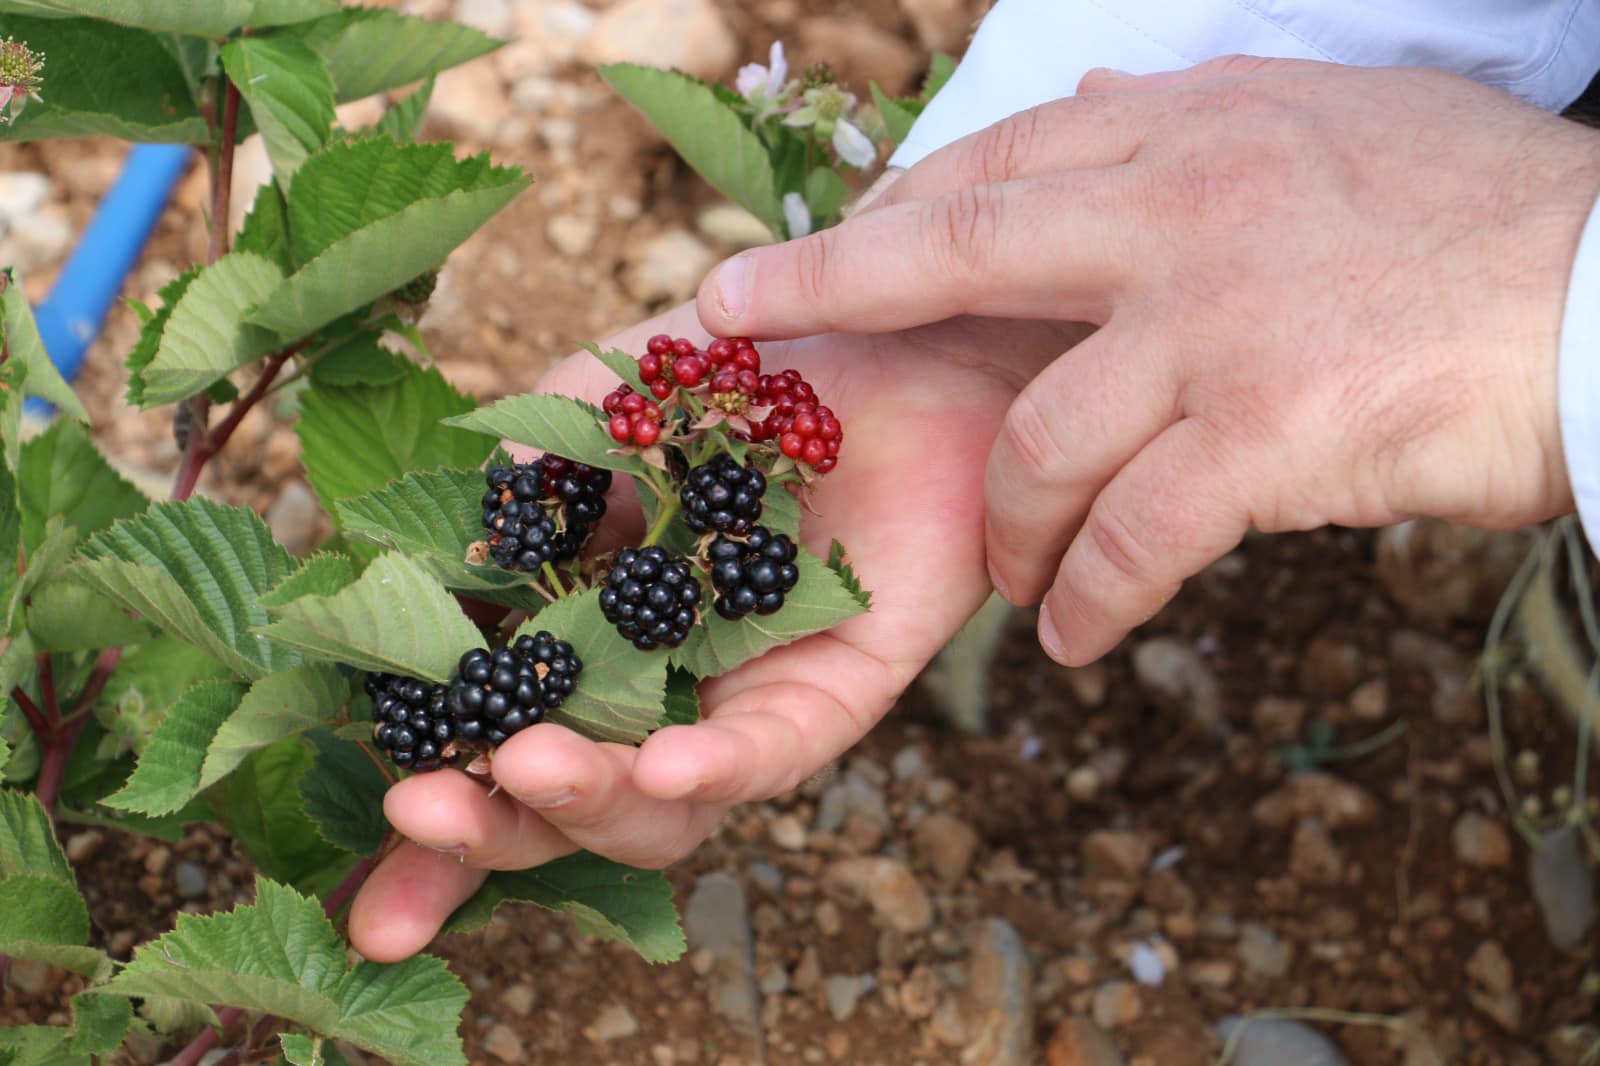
924,184,998,286
790,230,836,307
1082,505,1159,588
970,107,1041,185
998,388,1072,479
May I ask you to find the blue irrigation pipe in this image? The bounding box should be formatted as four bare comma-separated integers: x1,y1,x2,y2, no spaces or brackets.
25,142,192,416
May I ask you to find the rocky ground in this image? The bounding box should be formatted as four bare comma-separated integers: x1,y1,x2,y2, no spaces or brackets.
4,1,1600,1063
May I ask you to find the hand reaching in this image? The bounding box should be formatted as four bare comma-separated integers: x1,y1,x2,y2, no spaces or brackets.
695,58,1600,666
348,306,1080,961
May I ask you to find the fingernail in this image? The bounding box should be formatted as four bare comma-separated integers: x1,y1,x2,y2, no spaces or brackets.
714,254,752,322
1037,602,1069,664
518,785,577,810
424,842,469,856
1086,66,1132,81
986,559,1012,603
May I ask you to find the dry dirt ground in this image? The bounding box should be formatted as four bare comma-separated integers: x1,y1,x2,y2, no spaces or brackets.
3,2,1599,1064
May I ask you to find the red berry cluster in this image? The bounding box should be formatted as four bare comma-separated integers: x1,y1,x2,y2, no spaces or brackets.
602,385,663,446
745,369,842,473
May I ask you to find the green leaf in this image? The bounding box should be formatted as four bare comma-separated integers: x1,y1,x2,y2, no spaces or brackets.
374,75,433,143
248,0,341,27
0,1024,82,1066
299,729,388,856
0,0,246,35
137,996,218,1035
259,553,361,608
2,270,87,421
6,516,74,633
281,1033,324,1066
660,666,700,726
334,466,542,606
512,589,666,744
17,418,148,551
235,184,295,274
77,498,300,678
0,15,204,142
25,578,155,652
124,267,199,406
581,341,647,392
0,875,88,952
218,741,344,888
305,7,500,102
803,166,848,223
95,636,232,759
297,359,492,517
103,680,248,815
826,539,871,610
600,64,782,233
0,450,18,639
670,548,868,677
199,663,350,788
762,481,801,539
102,877,470,1066
445,394,648,479
870,82,917,145
137,252,284,407
0,361,23,477
258,553,482,682
223,35,336,186
0,787,72,881
308,332,408,388
444,852,684,963
0,736,10,779
247,138,528,338
67,994,131,1057
0,789,109,979
924,52,957,100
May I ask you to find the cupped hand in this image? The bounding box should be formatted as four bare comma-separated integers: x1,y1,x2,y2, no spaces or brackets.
348,305,1079,961
695,57,1600,666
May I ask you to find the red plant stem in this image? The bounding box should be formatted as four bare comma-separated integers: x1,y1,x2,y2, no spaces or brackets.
169,1007,242,1066
33,648,122,815
9,687,46,737
37,654,57,724
208,79,241,265
171,346,297,502
322,854,378,920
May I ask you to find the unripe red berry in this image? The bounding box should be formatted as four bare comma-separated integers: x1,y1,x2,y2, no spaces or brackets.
621,392,645,415
779,432,803,458
674,355,707,386
672,337,696,358
646,334,672,356
706,337,736,364
649,379,673,399
801,438,828,466
639,353,662,382
609,415,632,441
633,419,660,446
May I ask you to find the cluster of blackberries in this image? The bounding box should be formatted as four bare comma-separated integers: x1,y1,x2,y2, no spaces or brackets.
707,526,800,619
681,455,766,536
367,631,583,772
481,457,611,572
600,546,703,650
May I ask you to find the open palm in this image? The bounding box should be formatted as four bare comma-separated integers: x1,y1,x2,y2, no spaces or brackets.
349,307,1079,961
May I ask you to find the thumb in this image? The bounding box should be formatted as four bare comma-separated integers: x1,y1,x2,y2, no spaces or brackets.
1078,55,1330,95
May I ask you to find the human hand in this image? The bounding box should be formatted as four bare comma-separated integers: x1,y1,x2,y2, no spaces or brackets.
694,57,1600,666
348,305,1077,961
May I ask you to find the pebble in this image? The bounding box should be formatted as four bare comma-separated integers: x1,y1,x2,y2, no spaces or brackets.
1349,678,1389,720
795,16,920,96
684,872,761,1035
824,974,875,1022
1216,1017,1346,1066
1237,923,1291,979
144,846,172,875
816,771,890,834
266,480,321,555
963,918,1034,1066
622,229,716,304
1065,661,1110,708
1082,830,1154,880
696,203,775,250
1466,941,1523,1030
546,214,599,257
516,2,596,66
0,172,50,225
1046,1018,1125,1066
175,861,210,900
769,813,808,851
1289,818,1345,884
1090,981,1141,1030
7,958,53,995
455,0,512,36
1132,637,1222,726
899,966,939,1020
582,0,737,80
587,1003,640,1042
1251,696,1307,743
1451,811,1512,870
1530,826,1596,950
891,745,927,781
898,0,968,51
484,1023,524,1062
1125,942,1166,987
791,946,822,993
1252,772,1379,829
746,861,784,896
1298,633,1364,696
1388,630,1477,723
499,982,535,1016
431,61,508,144
913,812,979,882
822,856,932,933
65,830,104,864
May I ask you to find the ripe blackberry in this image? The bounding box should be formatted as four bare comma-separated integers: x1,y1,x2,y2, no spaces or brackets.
482,462,560,571
681,455,766,536
448,633,582,747
539,455,612,528
600,546,702,650
366,672,456,772
707,526,801,620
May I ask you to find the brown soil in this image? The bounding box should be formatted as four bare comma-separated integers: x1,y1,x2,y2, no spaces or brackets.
3,2,1597,1064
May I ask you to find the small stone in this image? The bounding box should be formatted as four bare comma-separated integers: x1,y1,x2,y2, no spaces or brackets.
964,918,1035,1066
266,480,320,555
1530,826,1596,950
1237,923,1291,979
456,0,511,36
892,745,927,781
747,861,784,895
587,1004,640,1042
1215,1018,1345,1066
1090,981,1141,1030
900,966,939,1019
583,0,737,80
1388,629,1478,723
1466,940,1513,994
913,812,980,882
1298,634,1364,696
484,1024,524,1062
757,962,788,997
770,813,807,850
65,831,104,865
431,61,507,143
1133,637,1222,725
791,946,823,992
898,0,969,51
1067,766,1103,803
1349,678,1389,720
622,229,716,304
144,846,172,875
795,16,920,96
1452,812,1512,869
651,1044,678,1066
1188,960,1235,988
822,856,932,933
175,861,209,900
685,873,760,1035
696,203,775,250
1251,697,1307,743
0,172,50,224
500,983,535,1016
1253,772,1379,829
1065,662,1109,708
7,958,53,995
929,997,969,1047
1082,831,1154,879
1289,819,1344,884
815,899,842,936
1047,1018,1125,1066
815,771,889,834
825,974,874,1021
546,214,599,257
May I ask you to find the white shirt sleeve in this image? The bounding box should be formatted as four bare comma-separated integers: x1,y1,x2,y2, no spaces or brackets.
1560,197,1600,556
891,0,1600,168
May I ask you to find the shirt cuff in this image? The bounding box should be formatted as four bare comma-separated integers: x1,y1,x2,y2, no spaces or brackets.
1559,191,1600,555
